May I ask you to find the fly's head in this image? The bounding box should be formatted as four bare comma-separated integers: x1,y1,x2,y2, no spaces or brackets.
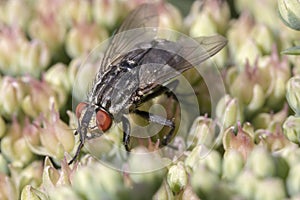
75,102,113,140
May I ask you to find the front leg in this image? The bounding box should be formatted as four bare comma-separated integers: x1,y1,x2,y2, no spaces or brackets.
121,116,131,152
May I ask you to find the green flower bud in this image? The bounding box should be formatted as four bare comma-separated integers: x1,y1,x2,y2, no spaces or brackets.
10,161,43,191
278,0,300,30
4,0,33,29
188,0,230,36
190,165,221,199
1,118,34,167
65,23,108,58
18,40,50,77
49,186,82,200
283,115,300,144
0,173,18,200
158,2,183,31
235,170,259,199
286,76,300,115
216,95,242,129
181,184,201,200
250,23,274,54
21,77,63,118
246,147,275,178
287,163,300,196
0,76,25,117
28,14,66,56
63,0,93,26
255,178,286,200
0,154,8,174
45,63,71,93
222,149,244,181
0,115,6,139
223,123,254,160
73,161,127,200
21,185,48,200
252,104,288,130
187,115,217,149
152,180,174,200
92,0,123,30
167,162,188,194
0,27,27,75
185,145,222,175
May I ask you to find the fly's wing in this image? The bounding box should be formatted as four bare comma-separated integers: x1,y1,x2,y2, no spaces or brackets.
98,3,159,76
137,34,227,90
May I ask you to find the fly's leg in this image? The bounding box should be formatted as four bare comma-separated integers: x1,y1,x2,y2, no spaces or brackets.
68,130,85,165
121,116,131,152
134,109,175,147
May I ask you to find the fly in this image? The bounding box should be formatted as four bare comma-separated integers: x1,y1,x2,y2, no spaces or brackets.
68,3,227,164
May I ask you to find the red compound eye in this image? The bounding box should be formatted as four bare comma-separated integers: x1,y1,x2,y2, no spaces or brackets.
76,102,88,118
96,109,112,131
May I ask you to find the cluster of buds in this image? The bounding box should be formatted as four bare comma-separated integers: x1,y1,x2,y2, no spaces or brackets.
0,27,50,77
0,75,67,119
226,47,291,119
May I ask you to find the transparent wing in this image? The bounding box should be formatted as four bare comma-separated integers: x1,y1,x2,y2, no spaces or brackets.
98,3,159,76
137,34,228,90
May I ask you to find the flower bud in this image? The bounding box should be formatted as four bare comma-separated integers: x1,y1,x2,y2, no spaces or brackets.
0,115,6,139
278,0,300,30
185,145,222,175
48,186,82,200
0,76,25,118
28,14,66,55
252,103,288,130
73,161,127,200
216,95,243,129
21,185,47,200
286,163,300,196
18,39,50,77
21,76,63,118
187,115,217,149
223,123,255,160
190,165,220,199
0,27,27,75
286,76,300,115
45,63,71,93
65,23,108,58
63,0,93,26
222,149,244,181
188,0,230,36
0,154,8,174
153,180,174,200
157,2,183,31
283,115,300,144
4,0,33,29
0,173,18,200
250,23,274,54
234,170,259,199
92,0,123,30
167,162,188,194
255,178,286,200
246,146,275,178
1,118,34,167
